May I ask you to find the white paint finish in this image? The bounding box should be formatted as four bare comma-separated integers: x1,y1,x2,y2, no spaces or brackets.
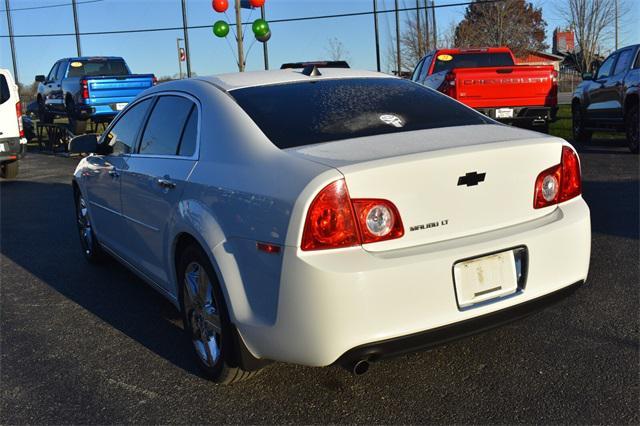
0,69,20,140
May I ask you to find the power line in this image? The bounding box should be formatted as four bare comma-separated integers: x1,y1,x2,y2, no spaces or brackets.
0,0,505,38
0,0,103,13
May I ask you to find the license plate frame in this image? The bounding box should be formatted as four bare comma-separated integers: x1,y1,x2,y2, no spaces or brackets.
453,249,519,309
115,102,128,111
496,108,514,119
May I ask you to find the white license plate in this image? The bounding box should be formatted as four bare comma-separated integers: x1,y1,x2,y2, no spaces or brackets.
496,108,514,119
115,102,128,111
453,250,518,308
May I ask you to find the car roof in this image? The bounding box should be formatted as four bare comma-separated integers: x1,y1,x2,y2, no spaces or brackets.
61,56,124,61
197,68,395,92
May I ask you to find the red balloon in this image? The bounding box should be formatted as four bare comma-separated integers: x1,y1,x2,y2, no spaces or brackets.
212,0,228,13
250,0,265,7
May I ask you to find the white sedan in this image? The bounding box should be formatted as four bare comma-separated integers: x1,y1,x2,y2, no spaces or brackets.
70,67,591,384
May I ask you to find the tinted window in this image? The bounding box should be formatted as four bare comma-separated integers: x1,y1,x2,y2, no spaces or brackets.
596,54,616,79
411,58,425,82
105,98,152,155
67,59,130,78
433,52,514,74
613,49,633,75
139,96,193,155
47,63,59,81
418,55,433,81
634,50,640,69
56,62,67,80
230,78,490,149
0,75,10,105
178,107,198,156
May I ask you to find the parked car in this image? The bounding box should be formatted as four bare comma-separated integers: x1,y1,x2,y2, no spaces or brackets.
411,47,558,132
572,44,639,153
70,69,591,384
0,68,26,179
36,56,156,134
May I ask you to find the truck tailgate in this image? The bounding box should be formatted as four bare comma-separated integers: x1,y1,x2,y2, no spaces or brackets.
86,74,154,107
453,66,556,108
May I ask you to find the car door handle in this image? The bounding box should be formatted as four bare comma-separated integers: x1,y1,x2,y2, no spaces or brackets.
156,178,176,189
108,169,120,178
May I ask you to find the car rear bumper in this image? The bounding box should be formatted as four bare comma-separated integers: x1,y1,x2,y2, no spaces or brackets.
0,137,26,163
237,197,591,367
476,106,558,127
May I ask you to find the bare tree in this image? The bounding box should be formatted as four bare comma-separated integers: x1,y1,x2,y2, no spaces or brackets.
557,0,620,73
400,15,431,71
325,37,350,62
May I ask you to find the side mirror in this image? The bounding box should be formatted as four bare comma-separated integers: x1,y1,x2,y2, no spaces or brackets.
581,72,593,81
69,134,99,154
35,75,46,83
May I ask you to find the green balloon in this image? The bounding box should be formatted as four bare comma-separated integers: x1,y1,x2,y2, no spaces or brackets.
213,20,229,38
252,19,270,38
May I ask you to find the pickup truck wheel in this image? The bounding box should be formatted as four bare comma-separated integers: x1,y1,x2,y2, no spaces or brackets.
572,106,592,145
37,99,53,124
75,193,104,263
1,161,19,179
66,102,87,135
178,244,260,384
626,103,639,154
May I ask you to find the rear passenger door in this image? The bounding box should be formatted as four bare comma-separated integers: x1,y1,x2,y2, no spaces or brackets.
119,94,199,291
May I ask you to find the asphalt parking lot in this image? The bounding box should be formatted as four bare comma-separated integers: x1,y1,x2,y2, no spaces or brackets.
1,140,638,424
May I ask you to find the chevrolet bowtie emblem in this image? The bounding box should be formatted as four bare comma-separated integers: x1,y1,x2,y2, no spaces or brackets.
457,171,486,187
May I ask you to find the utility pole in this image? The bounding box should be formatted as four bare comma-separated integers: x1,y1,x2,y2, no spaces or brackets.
395,0,401,76
416,0,422,56
180,0,192,77
373,0,381,72
261,5,269,70
431,0,437,49
71,0,82,56
235,0,245,71
177,38,184,79
614,0,619,50
424,0,430,50
4,0,18,85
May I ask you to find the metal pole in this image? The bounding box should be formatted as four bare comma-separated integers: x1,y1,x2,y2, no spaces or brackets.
235,0,245,71
4,0,18,85
261,5,269,70
71,0,82,56
424,0,430,50
373,0,381,72
431,0,437,49
177,38,183,79
395,0,401,76
180,0,192,77
614,0,618,50
416,0,422,56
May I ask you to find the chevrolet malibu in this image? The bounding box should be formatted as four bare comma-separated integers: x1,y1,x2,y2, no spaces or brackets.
70,68,591,384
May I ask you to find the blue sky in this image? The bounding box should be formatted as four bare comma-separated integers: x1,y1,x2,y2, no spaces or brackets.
1,0,639,85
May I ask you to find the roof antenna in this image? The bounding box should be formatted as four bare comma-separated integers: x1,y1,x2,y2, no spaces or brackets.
302,65,322,77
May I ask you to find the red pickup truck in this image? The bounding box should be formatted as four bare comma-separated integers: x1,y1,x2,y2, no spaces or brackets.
411,47,558,132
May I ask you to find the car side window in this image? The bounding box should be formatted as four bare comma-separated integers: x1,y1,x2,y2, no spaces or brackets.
55,62,67,80
46,63,59,82
634,50,640,69
104,98,153,155
596,54,617,80
418,55,432,81
178,106,198,157
0,74,10,105
613,49,633,76
411,59,425,82
138,95,194,156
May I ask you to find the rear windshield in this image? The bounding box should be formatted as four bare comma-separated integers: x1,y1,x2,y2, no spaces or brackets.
230,78,490,149
66,59,130,78
433,52,514,74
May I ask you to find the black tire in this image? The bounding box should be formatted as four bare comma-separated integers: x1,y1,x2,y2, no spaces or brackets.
66,101,87,135
177,244,260,384
0,161,19,179
37,98,53,124
572,105,592,145
75,191,104,263
626,103,639,154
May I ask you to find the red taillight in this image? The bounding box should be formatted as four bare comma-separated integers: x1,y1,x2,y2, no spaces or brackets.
80,79,89,100
152,76,158,86
15,102,24,138
301,179,404,251
551,70,558,83
440,72,456,97
534,146,582,209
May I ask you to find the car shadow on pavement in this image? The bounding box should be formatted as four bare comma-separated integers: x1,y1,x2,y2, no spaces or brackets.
582,179,639,240
0,179,203,377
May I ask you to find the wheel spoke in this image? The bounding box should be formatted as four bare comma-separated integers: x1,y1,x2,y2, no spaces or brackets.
197,267,211,304
202,306,221,335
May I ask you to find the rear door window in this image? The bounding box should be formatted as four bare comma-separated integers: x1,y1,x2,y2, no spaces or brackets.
138,95,195,156
230,78,490,149
432,52,514,74
0,74,10,105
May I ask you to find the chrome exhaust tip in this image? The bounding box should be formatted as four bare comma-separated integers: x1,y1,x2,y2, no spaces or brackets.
351,359,370,376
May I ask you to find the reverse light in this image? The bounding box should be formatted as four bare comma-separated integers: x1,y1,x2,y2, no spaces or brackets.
301,179,404,251
534,146,581,209
15,102,24,138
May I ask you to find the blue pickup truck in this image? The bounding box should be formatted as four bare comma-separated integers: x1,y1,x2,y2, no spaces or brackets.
35,57,156,133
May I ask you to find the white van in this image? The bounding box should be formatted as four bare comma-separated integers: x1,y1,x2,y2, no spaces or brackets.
0,68,27,178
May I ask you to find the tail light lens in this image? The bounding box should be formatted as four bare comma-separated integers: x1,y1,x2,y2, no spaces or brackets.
440,72,456,97
301,179,404,251
152,76,158,86
80,79,89,100
551,70,558,83
15,102,24,138
534,146,582,209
